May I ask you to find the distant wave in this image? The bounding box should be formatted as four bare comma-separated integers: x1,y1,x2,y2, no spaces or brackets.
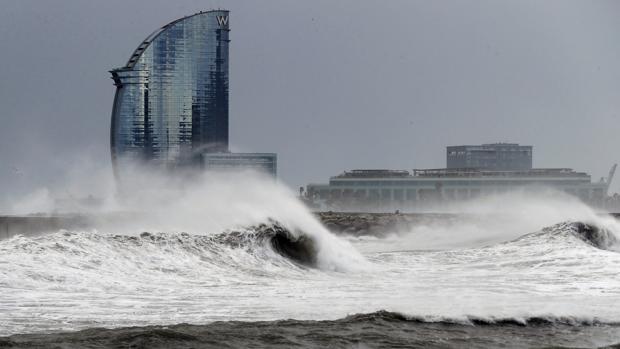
341,310,619,327
568,222,619,251
513,221,620,252
3,310,619,349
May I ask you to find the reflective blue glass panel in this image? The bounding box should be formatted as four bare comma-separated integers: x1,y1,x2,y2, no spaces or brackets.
110,10,230,171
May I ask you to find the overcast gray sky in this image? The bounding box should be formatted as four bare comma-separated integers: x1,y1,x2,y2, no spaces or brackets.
1,0,619,201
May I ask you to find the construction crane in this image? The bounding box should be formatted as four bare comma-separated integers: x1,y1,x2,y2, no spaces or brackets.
606,164,617,194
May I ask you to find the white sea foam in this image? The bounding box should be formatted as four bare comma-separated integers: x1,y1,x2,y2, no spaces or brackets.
351,190,620,252
5,166,368,272
1,170,620,336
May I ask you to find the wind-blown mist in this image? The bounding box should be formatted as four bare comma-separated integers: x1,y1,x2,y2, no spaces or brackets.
5,162,326,232
350,191,620,252
3,163,366,272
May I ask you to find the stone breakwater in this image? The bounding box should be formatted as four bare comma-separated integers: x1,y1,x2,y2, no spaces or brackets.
0,213,463,239
1,212,619,240
0,213,134,240
0,215,88,240
316,212,620,237
315,212,464,236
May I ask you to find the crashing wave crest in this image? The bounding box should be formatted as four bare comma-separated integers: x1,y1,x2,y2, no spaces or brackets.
212,220,319,266
3,220,327,271
521,221,620,251
570,222,619,251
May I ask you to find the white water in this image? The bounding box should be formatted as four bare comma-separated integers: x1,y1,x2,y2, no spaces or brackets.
353,191,620,252
1,173,620,336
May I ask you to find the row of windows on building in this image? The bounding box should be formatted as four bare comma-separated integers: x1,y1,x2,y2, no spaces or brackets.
310,187,605,203
328,179,590,187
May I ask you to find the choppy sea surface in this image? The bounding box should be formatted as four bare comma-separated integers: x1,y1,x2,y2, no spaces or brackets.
1,214,620,348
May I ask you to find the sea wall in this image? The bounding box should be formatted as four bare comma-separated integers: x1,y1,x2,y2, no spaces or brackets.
1,212,618,240
316,212,463,236
317,211,620,236
0,216,92,240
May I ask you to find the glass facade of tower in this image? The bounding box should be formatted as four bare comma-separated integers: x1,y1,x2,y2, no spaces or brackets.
110,11,230,170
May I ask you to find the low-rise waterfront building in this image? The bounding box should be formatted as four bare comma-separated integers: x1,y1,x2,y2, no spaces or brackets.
307,167,615,211
307,143,615,211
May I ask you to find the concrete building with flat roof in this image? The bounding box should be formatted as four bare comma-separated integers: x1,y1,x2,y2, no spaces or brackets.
306,167,614,211
306,144,616,211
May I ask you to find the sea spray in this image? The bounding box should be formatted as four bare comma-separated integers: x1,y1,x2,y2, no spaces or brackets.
5,166,368,271
2,166,620,338
348,190,620,252
2,215,620,336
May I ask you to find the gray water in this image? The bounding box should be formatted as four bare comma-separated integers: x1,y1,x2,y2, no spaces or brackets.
1,175,620,348
1,218,620,348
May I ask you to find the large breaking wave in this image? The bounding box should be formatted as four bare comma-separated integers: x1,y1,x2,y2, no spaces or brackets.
550,222,619,251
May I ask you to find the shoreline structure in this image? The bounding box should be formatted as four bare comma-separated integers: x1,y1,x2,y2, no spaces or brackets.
2,212,619,240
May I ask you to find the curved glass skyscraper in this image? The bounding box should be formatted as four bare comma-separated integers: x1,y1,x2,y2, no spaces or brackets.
110,10,230,170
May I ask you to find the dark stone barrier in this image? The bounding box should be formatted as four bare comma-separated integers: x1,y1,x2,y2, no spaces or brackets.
0,216,93,239
0,212,618,240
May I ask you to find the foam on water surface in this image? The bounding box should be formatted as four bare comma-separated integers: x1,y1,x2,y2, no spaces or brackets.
1,172,620,337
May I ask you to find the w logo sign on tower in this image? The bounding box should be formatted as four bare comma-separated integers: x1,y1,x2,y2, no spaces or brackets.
217,15,229,28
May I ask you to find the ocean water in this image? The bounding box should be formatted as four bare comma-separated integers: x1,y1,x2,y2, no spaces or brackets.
1,175,620,348
1,217,620,348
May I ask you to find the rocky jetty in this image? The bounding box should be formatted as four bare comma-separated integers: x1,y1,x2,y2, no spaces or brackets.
315,212,464,236
1,212,618,240
316,212,620,237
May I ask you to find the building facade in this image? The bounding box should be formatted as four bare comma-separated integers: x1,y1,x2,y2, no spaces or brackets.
202,152,277,177
447,143,532,171
110,11,230,170
307,168,613,211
